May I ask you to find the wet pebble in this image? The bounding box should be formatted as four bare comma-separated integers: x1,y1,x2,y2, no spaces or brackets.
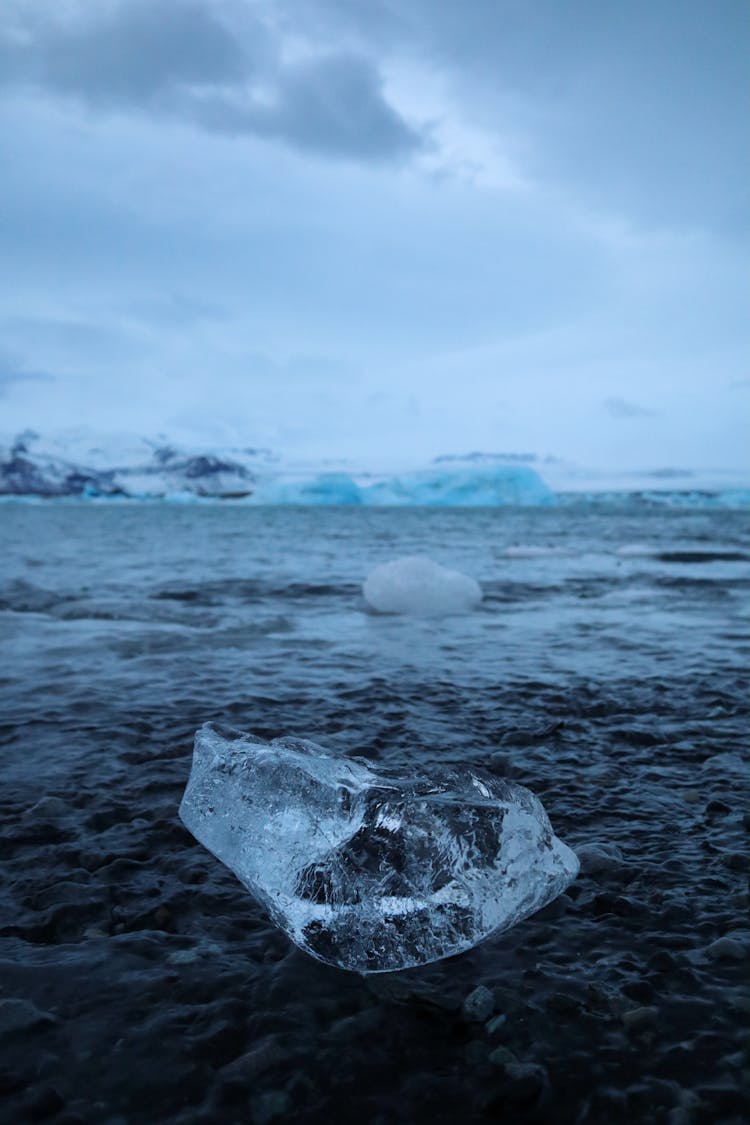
220,1035,287,1083
26,796,68,820
461,985,494,1022
622,1006,658,1034
705,799,731,815
488,1046,518,1069
502,1062,548,1107
464,1040,490,1066
704,934,748,962
577,841,624,874
485,1013,507,1036
250,1089,290,1125
25,1085,65,1122
0,999,58,1037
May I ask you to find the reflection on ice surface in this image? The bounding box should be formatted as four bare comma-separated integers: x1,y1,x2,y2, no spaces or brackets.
180,723,579,972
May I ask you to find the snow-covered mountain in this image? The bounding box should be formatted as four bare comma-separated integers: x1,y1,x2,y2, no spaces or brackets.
1,431,747,506
0,430,275,498
0,430,557,504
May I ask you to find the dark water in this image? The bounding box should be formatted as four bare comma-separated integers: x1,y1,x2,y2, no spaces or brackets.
1,502,748,1124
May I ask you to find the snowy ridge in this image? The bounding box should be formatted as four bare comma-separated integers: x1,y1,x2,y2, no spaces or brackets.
0,431,555,505
0,430,275,499
0,431,747,507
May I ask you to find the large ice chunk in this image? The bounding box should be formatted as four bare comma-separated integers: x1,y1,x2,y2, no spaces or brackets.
243,463,556,507
363,555,482,616
179,723,579,972
361,464,555,506
251,472,362,505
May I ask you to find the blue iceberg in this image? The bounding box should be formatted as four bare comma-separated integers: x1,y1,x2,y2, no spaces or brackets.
361,465,555,507
251,472,362,505
248,464,555,507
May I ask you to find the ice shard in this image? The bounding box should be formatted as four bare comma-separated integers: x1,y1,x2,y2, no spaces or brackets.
179,723,579,972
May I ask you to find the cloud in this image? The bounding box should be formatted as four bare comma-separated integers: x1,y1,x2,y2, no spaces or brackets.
0,347,53,395
6,0,251,104
277,0,750,235
0,0,422,160
603,397,658,420
195,53,422,158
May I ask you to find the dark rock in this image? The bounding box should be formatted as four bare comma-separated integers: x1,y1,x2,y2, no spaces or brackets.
250,1089,291,1124
705,935,748,962
488,1045,518,1068
577,841,624,874
648,950,677,972
485,1013,507,1036
153,905,173,930
622,1006,658,1034
461,985,494,1022
0,1066,30,1095
464,1039,490,1065
0,999,57,1037
592,892,645,918
503,1062,548,1107
546,992,582,1015
189,1020,245,1068
622,980,656,1005
26,1086,65,1121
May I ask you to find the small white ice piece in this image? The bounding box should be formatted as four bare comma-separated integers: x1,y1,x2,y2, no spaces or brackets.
363,555,482,617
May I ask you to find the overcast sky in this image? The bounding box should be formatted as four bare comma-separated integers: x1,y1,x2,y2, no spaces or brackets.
1,0,748,469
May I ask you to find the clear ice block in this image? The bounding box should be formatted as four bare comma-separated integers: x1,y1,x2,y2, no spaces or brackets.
179,723,579,972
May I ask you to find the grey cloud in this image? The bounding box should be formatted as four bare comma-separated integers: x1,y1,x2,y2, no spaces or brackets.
603,397,658,420
0,0,421,160
0,0,262,97
27,1,250,104
196,54,422,158
0,347,53,395
283,0,750,234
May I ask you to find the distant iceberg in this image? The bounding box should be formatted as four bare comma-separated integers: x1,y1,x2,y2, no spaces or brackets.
248,464,555,507
251,472,362,506
361,464,555,507
2,430,746,507
363,556,482,616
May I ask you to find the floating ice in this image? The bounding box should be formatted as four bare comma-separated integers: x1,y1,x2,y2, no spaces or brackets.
503,545,568,558
245,463,556,507
361,464,555,506
616,544,659,557
179,723,579,973
363,556,482,616
251,472,362,505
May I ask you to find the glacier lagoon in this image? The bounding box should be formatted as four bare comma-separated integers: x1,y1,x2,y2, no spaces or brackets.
180,723,579,972
2,501,748,1122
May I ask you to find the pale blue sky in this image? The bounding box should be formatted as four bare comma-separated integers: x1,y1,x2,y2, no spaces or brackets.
1,0,748,469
